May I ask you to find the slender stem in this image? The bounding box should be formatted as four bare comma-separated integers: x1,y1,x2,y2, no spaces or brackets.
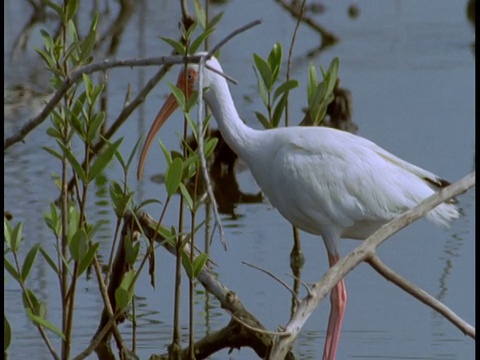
188,206,197,359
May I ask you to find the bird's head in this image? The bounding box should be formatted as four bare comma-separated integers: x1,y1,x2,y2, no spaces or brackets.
136,53,224,181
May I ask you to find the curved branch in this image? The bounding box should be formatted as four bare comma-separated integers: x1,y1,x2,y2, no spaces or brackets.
366,253,475,338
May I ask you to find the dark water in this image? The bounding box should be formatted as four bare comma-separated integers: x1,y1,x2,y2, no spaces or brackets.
4,1,474,359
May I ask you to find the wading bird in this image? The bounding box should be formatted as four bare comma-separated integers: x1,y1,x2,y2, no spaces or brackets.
137,54,459,360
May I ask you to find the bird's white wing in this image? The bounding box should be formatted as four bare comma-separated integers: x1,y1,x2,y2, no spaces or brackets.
255,128,456,240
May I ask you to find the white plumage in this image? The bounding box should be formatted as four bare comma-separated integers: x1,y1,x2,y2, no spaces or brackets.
137,53,459,360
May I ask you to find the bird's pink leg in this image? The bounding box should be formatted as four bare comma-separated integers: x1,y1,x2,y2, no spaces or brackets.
322,253,347,360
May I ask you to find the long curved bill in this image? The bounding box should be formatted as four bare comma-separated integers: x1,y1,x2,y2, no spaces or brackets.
137,70,193,181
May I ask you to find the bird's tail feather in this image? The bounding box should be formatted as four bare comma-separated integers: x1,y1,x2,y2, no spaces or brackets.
425,202,460,228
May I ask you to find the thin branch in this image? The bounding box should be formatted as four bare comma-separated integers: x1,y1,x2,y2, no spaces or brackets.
242,261,300,303
226,311,289,337
366,253,475,338
274,0,338,46
207,19,262,57
196,55,227,250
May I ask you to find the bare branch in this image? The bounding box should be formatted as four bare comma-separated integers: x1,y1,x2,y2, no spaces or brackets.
366,253,475,338
242,261,300,304
207,19,262,57
196,55,227,250
274,0,338,47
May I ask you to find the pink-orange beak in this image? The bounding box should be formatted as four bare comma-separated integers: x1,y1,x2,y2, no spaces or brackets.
137,68,197,181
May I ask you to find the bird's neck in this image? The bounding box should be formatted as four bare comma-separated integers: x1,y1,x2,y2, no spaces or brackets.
203,78,259,159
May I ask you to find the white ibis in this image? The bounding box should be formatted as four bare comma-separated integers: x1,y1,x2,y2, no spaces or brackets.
137,53,459,360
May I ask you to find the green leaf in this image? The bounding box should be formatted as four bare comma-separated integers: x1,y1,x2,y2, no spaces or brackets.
80,30,97,64
65,0,78,21
82,74,94,102
193,0,206,29
307,63,318,98
124,135,144,170
45,127,63,140
77,242,99,276
115,270,136,309
190,27,215,54
46,1,63,18
272,93,288,128
110,181,133,218
67,19,78,42
124,235,140,265
43,203,61,237
253,54,272,90
268,42,282,84
159,140,172,165
181,153,199,180
182,21,197,41
35,48,55,69
165,157,183,197
253,67,268,107
254,111,272,129
12,222,24,252
206,12,224,31
4,217,12,250
4,259,20,283
184,113,199,140
193,253,209,278
89,10,99,32
184,90,199,113
67,204,80,245
203,137,218,158
6,221,24,253
87,220,108,240
4,314,11,352
89,138,123,183
22,288,40,313
325,57,339,95
71,114,86,141
91,83,105,105
71,92,87,119
27,311,65,340
179,183,194,211
180,249,194,279
168,82,186,110
273,79,299,103
22,244,41,281
39,246,59,275
69,228,88,263
159,37,186,55
57,142,86,182
87,112,106,143
114,288,130,311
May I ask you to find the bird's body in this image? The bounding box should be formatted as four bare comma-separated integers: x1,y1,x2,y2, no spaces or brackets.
239,126,455,236
137,54,459,360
